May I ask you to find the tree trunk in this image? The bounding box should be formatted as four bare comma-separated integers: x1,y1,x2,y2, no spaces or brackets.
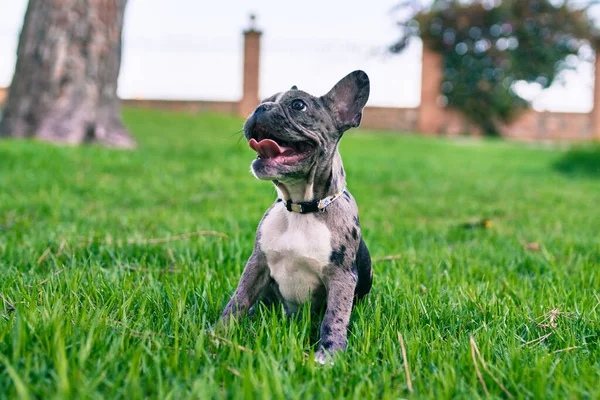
0,0,135,148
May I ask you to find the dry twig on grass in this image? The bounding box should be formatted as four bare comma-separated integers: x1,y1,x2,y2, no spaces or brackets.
226,366,241,377
470,336,489,397
523,332,553,348
553,346,582,354
523,242,540,252
465,289,485,314
519,239,541,252
398,332,413,393
0,293,15,314
530,308,575,329
55,239,71,257
470,335,514,399
36,247,52,264
522,308,583,353
39,269,65,285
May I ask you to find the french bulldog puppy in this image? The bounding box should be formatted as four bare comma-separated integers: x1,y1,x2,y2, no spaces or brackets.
222,71,373,364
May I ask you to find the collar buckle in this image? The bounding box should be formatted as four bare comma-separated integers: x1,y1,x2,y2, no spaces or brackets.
287,201,304,213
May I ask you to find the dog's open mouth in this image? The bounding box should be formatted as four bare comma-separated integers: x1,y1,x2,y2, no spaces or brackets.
248,138,311,164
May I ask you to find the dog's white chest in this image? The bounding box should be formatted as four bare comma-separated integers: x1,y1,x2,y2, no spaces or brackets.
259,205,332,306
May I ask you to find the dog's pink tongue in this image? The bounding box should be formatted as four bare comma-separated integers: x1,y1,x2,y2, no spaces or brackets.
249,138,283,158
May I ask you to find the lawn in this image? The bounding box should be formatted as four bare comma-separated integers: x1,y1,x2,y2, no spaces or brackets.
0,108,599,399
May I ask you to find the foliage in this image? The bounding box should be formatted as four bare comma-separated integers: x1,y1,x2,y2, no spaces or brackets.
391,0,599,134
553,144,600,176
1,110,600,398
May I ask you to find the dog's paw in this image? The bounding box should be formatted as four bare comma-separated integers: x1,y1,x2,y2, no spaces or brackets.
314,350,335,366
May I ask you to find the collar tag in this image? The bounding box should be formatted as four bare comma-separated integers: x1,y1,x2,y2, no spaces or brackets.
289,203,303,213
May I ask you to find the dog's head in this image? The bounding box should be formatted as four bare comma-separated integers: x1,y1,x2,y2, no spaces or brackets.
244,70,370,181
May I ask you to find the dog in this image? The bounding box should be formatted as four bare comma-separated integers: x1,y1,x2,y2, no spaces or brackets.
222,70,373,364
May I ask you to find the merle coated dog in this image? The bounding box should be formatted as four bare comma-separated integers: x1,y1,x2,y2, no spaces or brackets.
222,71,373,363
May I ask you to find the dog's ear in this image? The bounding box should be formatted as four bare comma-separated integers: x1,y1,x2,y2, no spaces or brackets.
321,70,370,131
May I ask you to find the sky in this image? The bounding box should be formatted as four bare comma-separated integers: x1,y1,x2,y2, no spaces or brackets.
0,0,594,111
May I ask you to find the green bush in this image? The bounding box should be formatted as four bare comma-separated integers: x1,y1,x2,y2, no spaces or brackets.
391,0,597,135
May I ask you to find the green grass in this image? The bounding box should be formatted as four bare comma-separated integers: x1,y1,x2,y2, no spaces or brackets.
1,109,599,399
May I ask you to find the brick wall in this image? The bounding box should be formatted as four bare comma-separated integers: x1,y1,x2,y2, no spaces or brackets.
361,106,418,132
0,87,7,106
502,111,592,141
424,106,592,140
120,99,239,115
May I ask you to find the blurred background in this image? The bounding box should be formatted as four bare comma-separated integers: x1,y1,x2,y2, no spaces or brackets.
1,0,599,139
1,0,424,107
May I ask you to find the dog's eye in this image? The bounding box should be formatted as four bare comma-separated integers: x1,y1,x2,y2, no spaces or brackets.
291,99,307,111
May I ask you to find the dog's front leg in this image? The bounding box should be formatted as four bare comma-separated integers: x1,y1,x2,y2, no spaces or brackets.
315,272,357,364
222,251,270,322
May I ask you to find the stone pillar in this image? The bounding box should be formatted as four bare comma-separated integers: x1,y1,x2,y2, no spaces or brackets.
418,43,444,135
239,15,262,117
592,51,600,139
0,87,7,107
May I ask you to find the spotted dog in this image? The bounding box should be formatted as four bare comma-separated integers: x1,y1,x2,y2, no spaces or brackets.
222,71,373,364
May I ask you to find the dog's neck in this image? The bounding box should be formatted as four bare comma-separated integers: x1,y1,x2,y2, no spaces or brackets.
273,150,346,203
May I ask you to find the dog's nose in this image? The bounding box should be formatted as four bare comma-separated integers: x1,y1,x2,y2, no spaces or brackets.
254,102,275,115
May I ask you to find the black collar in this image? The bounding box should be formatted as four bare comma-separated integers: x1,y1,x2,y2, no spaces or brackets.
284,189,345,214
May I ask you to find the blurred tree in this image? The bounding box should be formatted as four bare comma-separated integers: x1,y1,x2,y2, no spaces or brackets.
391,0,599,135
0,0,134,147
